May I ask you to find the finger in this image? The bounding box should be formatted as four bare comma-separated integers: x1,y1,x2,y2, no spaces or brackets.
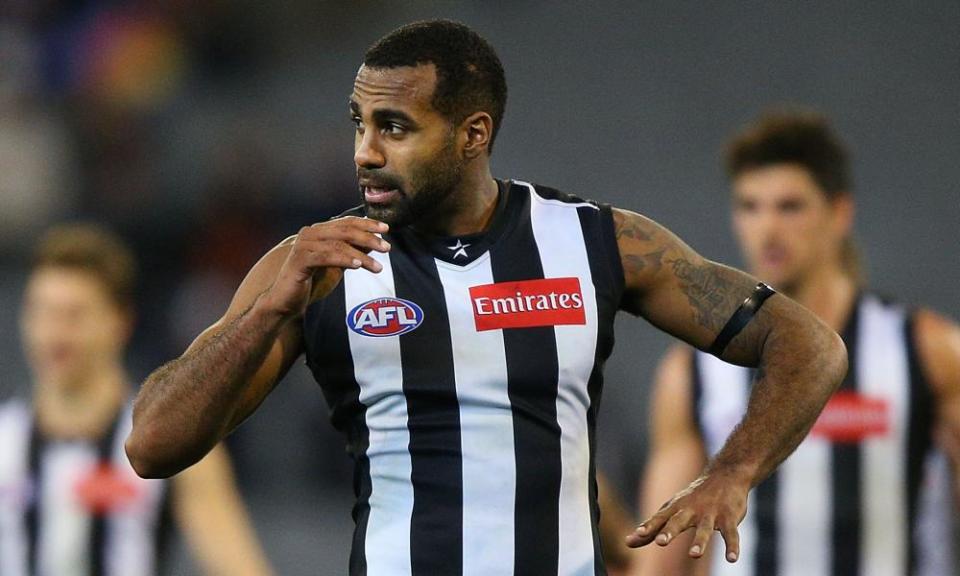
657,508,696,547
323,216,389,234
339,227,392,253
717,516,741,563
303,225,391,253
298,243,382,274
627,505,675,547
688,515,715,558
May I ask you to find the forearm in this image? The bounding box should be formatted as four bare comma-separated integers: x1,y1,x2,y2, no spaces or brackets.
710,305,847,485
127,295,286,477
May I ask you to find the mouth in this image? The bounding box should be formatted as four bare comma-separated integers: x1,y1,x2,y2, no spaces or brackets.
361,185,401,204
760,246,789,267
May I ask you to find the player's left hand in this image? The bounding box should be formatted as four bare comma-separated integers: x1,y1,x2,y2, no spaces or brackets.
625,469,749,563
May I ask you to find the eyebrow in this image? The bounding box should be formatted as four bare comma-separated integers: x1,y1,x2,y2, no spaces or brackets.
348,99,418,127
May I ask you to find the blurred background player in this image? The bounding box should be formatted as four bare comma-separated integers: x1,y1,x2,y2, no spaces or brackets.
0,224,274,576
637,110,960,576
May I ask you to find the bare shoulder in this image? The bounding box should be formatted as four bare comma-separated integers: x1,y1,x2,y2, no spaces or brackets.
610,207,699,308
913,308,960,396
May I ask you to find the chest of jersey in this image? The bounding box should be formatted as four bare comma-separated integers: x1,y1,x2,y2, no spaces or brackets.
301,182,623,576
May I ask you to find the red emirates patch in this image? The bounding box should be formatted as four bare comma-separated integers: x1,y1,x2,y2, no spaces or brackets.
470,277,586,331
74,462,142,514
810,391,890,443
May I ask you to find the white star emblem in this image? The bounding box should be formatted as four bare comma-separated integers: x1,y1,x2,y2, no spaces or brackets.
447,239,471,259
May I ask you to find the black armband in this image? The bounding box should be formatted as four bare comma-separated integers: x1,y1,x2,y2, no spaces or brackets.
707,282,777,357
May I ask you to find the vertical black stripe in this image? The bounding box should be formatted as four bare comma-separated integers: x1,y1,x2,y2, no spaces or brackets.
89,413,123,576
26,420,42,576
391,246,463,576
578,204,621,576
750,366,779,576
690,353,704,439
753,473,779,574
831,299,863,576
152,483,174,576
489,192,562,576
304,283,371,576
904,311,934,575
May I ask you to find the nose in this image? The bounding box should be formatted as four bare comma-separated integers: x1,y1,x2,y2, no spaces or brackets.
354,130,386,169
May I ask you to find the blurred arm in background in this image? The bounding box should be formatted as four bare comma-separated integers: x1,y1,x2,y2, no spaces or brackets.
636,345,709,576
597,473,640,575
172,444,274,576
915,310,960,506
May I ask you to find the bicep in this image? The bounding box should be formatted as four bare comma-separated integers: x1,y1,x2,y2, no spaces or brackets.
614,208,779,367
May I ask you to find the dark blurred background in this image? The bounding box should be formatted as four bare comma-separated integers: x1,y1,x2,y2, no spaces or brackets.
1,1,957,573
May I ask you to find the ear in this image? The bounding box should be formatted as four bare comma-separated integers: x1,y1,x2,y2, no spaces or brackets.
460,112,494,159
831,193,855,237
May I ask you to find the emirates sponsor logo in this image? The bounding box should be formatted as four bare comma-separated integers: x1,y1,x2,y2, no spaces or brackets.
810,391,890,443
469,277,586,331
74,462,143,514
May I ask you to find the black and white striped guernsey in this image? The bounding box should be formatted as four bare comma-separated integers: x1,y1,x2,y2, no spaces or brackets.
0,399,171,576
692,293,955,576
303,180,624,575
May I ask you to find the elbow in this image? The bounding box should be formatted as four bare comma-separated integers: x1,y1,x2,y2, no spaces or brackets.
822,328,848,393
125,425,186,479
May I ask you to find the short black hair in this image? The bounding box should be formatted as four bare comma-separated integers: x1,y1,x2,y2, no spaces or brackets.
725,109,851,197
364,20,507,152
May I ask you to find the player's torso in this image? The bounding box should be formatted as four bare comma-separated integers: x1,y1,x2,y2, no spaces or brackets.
0,400,170,576
303,180,624,576
693,293,951,576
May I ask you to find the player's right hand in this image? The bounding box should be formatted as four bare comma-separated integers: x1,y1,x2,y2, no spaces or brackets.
261,217,390,318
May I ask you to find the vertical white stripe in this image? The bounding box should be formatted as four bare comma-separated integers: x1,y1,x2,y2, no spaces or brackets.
698,354,756,576
344,251,413,575
778,440,831,576
39,444,96,576
105,406,166,576
697,354,751,459
436,256,515,576
858,296,909,576
915,451,955,576
527,185,599,576
0,401,31,576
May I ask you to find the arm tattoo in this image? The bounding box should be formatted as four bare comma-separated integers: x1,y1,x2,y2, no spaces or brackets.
666,256,752,333
615,215,655,242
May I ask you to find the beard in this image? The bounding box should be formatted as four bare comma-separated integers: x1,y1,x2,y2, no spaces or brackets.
358,137,464,229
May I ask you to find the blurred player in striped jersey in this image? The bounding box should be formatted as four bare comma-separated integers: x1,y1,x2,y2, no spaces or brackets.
0,224,273,576
638,110,960,576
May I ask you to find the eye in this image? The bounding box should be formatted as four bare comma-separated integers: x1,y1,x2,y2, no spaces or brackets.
351,116,365,133
383,122,406,136
735,199,758,213
779,199,805,213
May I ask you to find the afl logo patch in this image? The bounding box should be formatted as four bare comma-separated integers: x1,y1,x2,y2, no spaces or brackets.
347,297,424,337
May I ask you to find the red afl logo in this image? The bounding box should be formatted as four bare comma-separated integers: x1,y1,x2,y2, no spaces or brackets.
347,297,424,337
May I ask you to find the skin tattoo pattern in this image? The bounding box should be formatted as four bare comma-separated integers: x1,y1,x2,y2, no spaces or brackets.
665,257,745,334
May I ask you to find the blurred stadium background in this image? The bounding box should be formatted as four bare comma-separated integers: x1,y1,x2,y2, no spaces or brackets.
1,1,957,573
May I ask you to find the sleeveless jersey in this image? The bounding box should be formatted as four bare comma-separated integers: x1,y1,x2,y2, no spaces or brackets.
692,293,954,576
303,180,624,576
0,399,171,576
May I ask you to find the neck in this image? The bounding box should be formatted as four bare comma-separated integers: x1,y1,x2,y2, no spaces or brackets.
35,364,127,441
412,165,499,237
781,263,858,332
